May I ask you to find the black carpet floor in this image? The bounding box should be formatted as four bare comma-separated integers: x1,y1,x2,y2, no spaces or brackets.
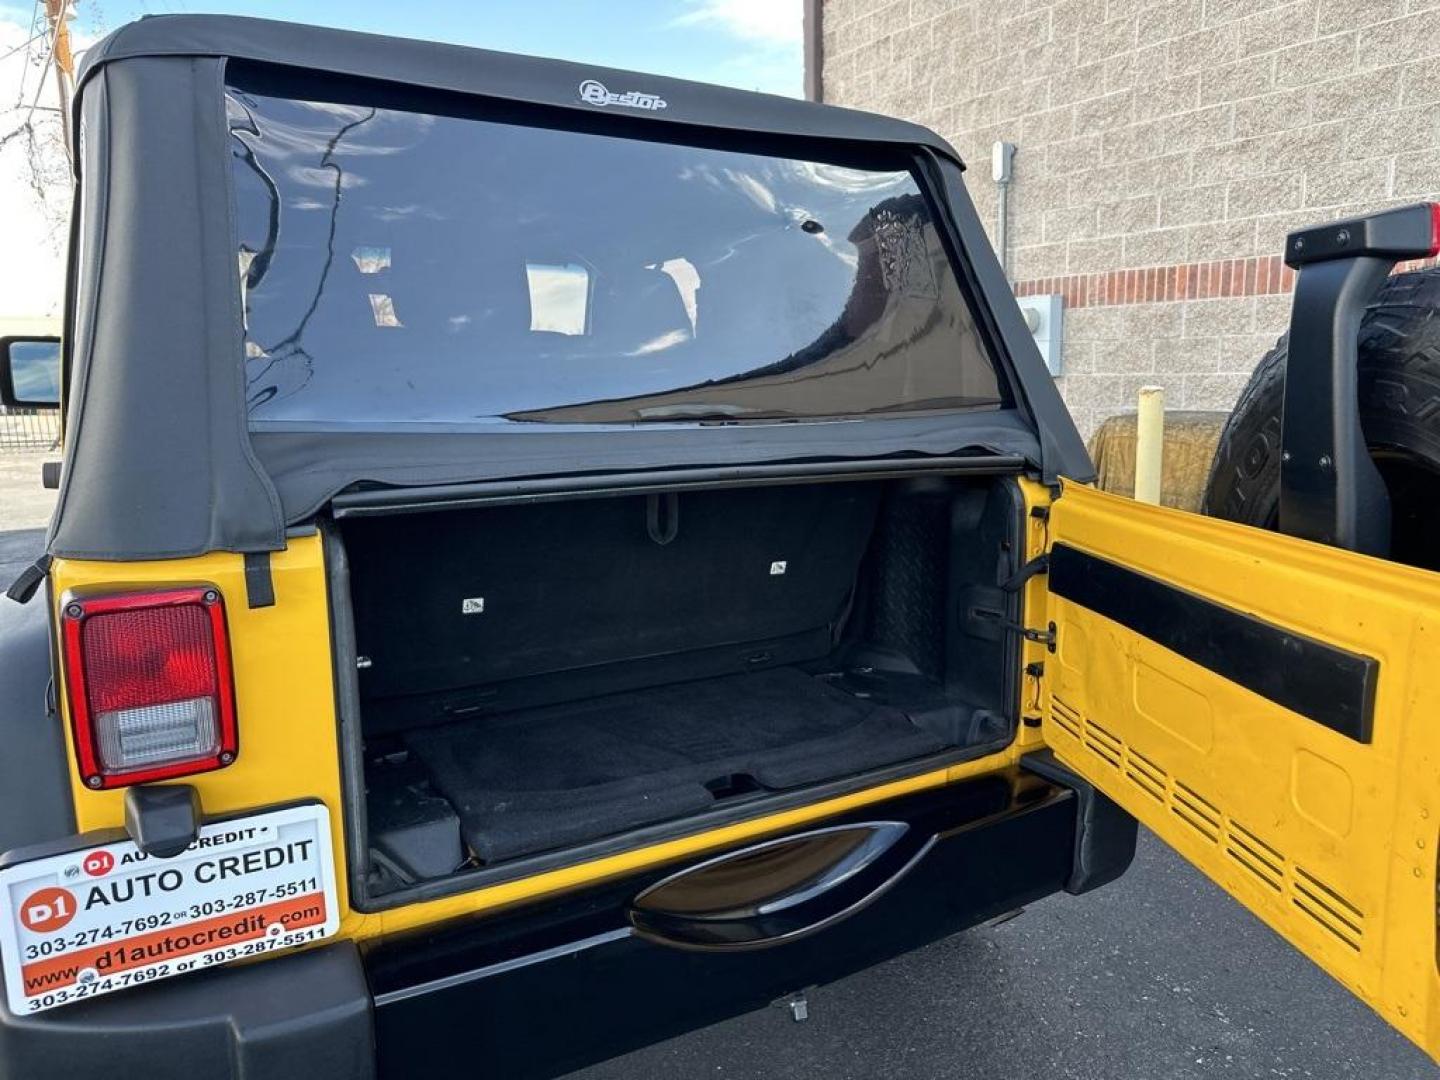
404,666,947,863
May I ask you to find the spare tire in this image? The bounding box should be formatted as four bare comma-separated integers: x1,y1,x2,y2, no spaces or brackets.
1202,268,1440,572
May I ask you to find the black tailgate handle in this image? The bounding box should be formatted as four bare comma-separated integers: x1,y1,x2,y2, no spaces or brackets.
628,820,929,951
1279,202,1440,556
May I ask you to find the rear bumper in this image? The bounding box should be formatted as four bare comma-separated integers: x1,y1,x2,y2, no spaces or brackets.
0,767,1135,1080
0,938,374,1080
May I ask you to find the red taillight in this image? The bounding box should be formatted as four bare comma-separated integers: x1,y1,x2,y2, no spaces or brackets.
1430,202,1440,257
61,587,238,789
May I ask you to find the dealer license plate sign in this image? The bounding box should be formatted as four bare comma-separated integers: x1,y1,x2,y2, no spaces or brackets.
0,803,339,1014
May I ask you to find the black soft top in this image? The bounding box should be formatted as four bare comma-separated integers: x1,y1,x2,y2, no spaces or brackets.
46,16,1087,562
76,15,965,169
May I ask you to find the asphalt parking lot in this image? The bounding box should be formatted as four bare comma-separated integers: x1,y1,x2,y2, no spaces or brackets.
0,509,1432,1079
0,526,44,583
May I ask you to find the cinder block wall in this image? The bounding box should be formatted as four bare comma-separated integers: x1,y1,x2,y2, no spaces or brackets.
821,0,1440,437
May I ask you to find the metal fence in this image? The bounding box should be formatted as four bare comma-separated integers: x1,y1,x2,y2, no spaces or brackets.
0,407,61,452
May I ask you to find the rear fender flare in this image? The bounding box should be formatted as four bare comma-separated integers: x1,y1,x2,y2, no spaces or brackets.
0,596,75,855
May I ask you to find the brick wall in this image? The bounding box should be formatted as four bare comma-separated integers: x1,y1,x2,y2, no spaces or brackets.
820,0,1440,437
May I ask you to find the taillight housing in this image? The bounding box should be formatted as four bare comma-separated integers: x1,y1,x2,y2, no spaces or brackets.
61,587,238,789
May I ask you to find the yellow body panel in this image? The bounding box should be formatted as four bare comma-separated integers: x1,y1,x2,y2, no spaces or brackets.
50,526,1034,942
1038,480,1440,1060
50,535,380,941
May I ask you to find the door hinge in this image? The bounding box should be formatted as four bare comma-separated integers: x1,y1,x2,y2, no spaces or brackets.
1022,622,1057,652
1002,620,1056,652
970,574,1056,652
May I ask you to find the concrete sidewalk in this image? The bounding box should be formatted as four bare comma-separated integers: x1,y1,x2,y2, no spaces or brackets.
0,451,56,531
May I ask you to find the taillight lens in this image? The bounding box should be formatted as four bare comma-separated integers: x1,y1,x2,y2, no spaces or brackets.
61,587,238,788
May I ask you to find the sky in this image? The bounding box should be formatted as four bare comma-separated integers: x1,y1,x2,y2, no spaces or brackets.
5,0,804,94
0,0,803,317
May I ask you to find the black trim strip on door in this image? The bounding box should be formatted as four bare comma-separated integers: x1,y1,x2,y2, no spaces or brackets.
1048,543,1377,744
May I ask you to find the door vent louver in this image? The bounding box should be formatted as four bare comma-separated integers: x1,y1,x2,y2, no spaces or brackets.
1122,746,1167,805
1226,820,1285,894
1082,716,1123,768
1052,697,1082,739
1049,695,1365,953
1292,866,1365,951
1171,781,1222,843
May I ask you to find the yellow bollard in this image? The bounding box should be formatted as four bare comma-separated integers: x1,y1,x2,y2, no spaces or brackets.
1134,385,1164,505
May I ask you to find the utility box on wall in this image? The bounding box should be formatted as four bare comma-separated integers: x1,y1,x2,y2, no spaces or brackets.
1015,294,1063,377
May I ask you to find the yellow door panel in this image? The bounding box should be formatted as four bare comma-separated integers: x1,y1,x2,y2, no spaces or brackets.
1041,481,1440,1060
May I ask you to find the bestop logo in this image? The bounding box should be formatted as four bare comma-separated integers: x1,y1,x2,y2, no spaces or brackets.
578,78,667,111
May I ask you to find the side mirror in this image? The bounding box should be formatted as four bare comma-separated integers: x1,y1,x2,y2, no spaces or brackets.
1,336,61,409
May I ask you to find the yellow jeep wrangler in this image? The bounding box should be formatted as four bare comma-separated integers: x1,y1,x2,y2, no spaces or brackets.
0,15,1437,1079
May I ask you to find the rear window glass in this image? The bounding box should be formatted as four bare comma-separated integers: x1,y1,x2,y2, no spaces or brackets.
227,75,1008,427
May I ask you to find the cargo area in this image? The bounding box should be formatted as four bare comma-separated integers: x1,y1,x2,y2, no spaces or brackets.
336,476,1024,897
